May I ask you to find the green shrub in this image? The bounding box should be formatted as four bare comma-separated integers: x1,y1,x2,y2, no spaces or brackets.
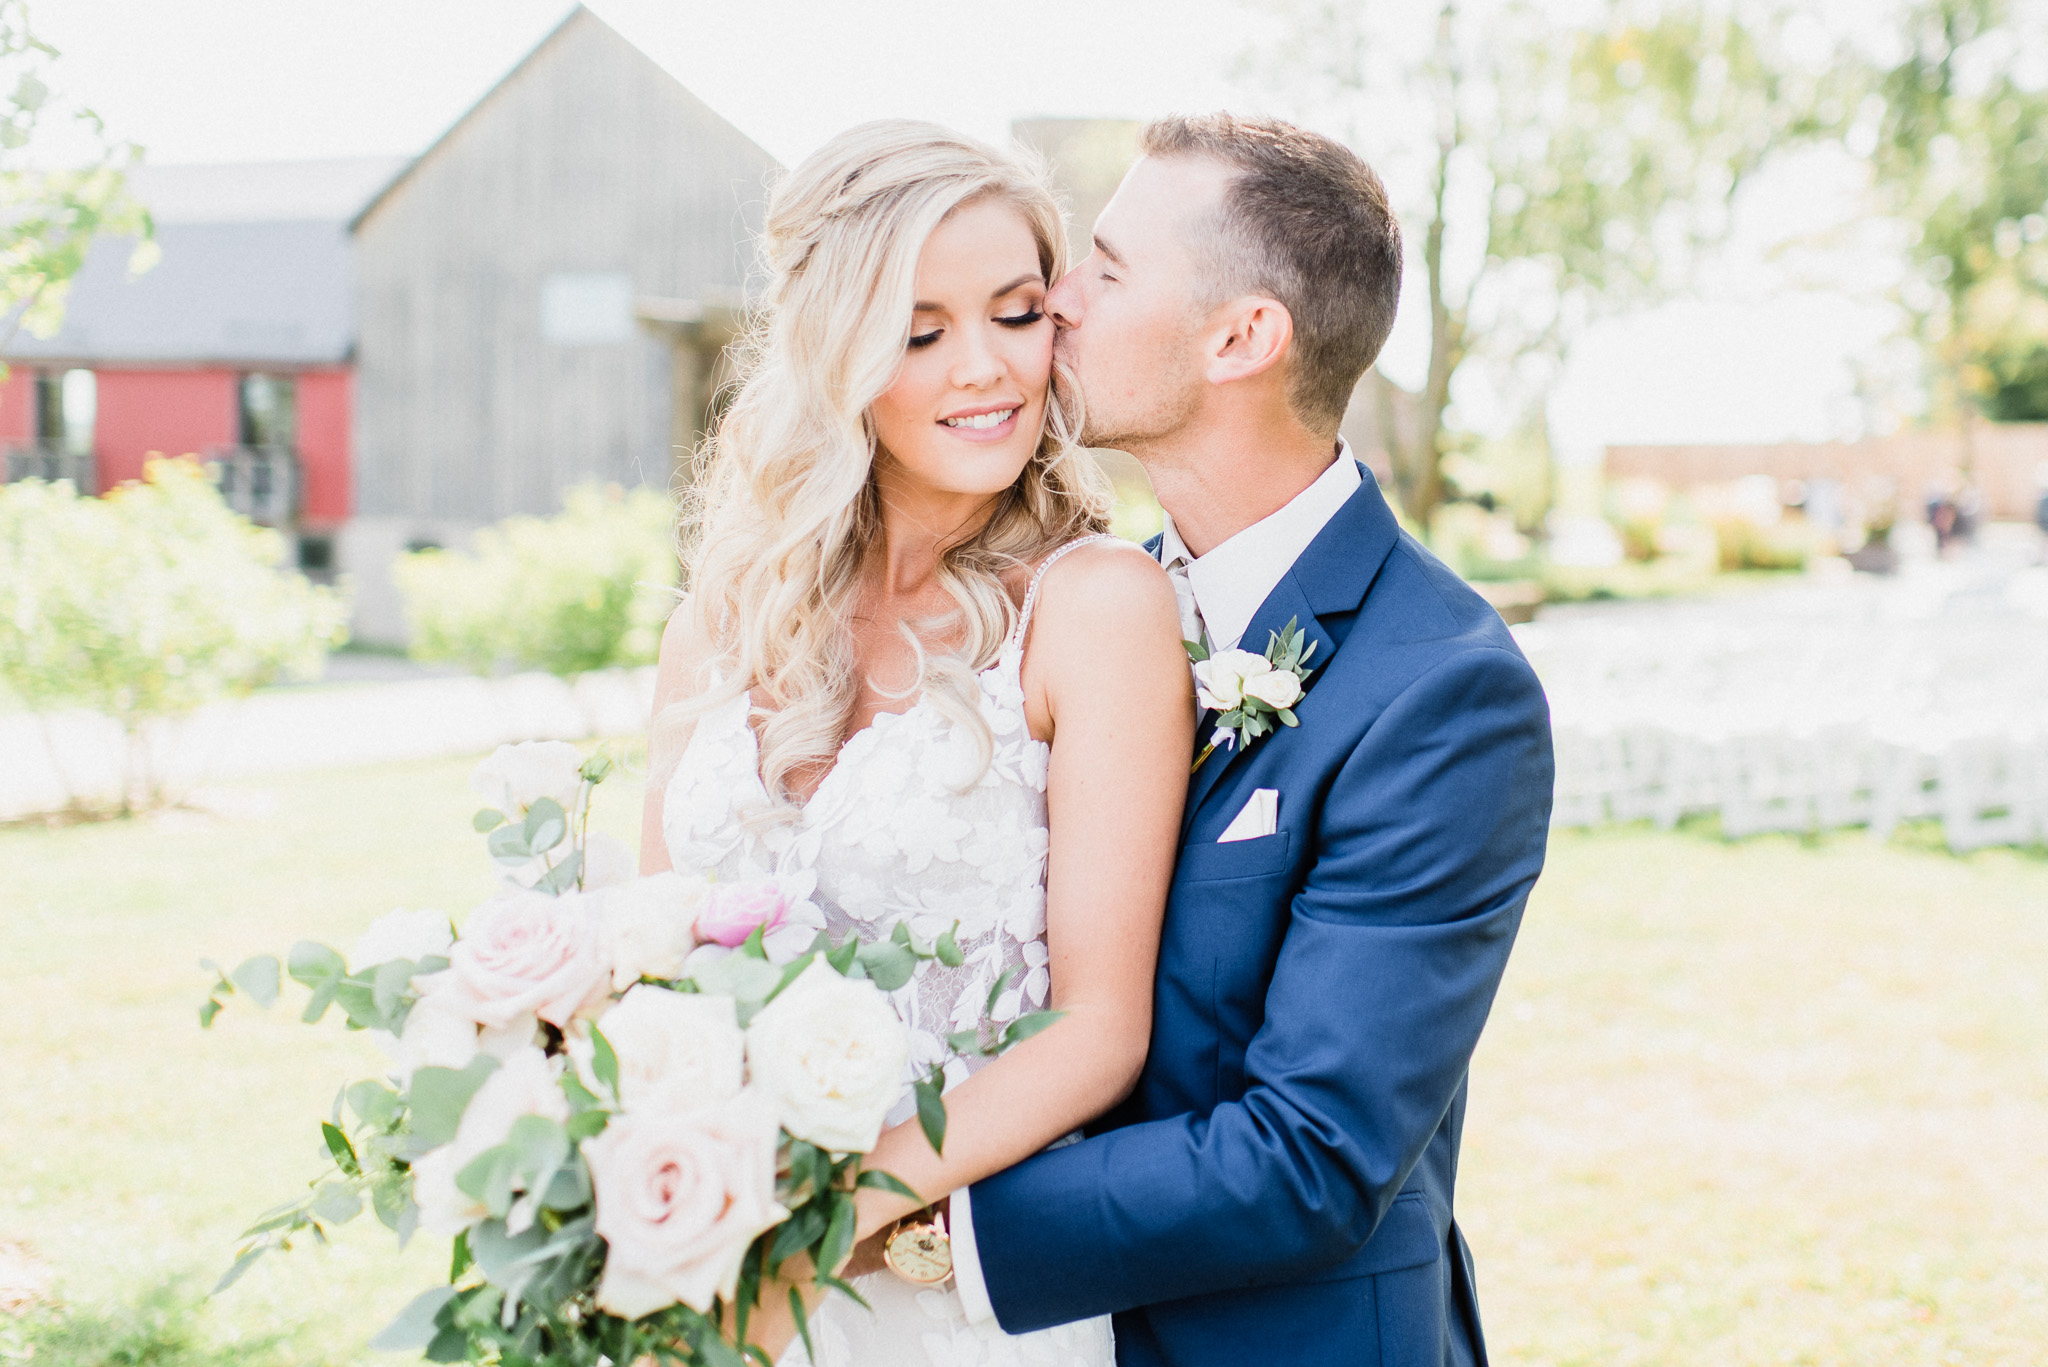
392,483,679,677
0,458,349,811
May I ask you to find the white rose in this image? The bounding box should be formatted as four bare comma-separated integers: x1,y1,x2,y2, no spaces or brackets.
441,889,612,1029
1242,668,1303,710
410,1046,571,1237
1192,648,1268,712
351,907,454,971
573,985,743,1114
374,978,479,1086
599,872,707,989
744,958,909,1154
583,1088,788,1318
470,741,585,817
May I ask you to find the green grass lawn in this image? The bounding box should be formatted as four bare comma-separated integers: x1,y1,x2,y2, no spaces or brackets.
2,756,2044,1364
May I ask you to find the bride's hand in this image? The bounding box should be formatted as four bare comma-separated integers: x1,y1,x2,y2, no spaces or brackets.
724,1254,819,1362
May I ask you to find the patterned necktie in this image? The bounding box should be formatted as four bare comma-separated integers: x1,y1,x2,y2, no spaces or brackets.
1164,554,1208,654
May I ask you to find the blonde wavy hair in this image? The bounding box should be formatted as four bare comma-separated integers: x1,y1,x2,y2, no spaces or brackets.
668,120,1113,809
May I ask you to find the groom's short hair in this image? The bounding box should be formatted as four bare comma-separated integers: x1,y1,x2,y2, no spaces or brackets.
1141,113,1401,437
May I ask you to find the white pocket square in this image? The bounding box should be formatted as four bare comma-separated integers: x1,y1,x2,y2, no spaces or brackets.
1218,788,1278,843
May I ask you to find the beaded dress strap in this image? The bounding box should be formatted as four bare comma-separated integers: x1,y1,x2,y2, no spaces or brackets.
1009,533,1123,650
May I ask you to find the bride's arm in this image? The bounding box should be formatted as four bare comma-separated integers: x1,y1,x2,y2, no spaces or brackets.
638,602,712,875
851,541,1194,1241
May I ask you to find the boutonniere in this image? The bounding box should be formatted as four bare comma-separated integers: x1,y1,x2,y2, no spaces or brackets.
1187,617,1318,773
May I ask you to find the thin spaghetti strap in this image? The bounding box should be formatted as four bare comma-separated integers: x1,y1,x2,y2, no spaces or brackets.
1010,533,1123,649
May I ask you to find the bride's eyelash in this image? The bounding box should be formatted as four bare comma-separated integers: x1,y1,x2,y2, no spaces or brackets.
908,330,941,349
997,309,1045,327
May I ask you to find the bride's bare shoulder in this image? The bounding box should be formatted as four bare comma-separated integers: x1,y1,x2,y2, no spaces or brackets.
1028,536,1181,649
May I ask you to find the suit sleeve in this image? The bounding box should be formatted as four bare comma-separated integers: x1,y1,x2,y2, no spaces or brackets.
966,644,1554,1333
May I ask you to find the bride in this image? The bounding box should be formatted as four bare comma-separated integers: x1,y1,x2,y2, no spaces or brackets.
638,121,1194,1365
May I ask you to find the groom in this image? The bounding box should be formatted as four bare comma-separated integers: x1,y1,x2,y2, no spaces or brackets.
945,115,1555,1365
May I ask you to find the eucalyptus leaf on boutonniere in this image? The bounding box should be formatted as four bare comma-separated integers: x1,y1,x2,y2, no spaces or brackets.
1187,617,1318,773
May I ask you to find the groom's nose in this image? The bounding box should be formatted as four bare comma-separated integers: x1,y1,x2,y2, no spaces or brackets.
1047,267,1083,329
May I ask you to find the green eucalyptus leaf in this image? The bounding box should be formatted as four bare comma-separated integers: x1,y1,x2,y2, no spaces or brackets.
347,1080,401,1127
370,1286,460,1352
473,808,506,833
321,1121,361,1177
1277,707,1299,727
487,823,532,863
311,1181,362,1225
1001,1009,1065,1049
854,1168,921,1202
199,997,224,1029
230,955,280,1008
522,797,567,854
587,1022,621,1099
817,1192,857,1276
532,849,584,896
944,1028,985,1056
856,938,918,992
286,941,345,988
935,924,965,968
825,938,860,975
408,1056,500,1151
983,966,1019,1018
212,1247,264,1295
914,1074,947,1156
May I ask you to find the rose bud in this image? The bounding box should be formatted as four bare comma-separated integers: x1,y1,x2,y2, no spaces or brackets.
694,879,790,949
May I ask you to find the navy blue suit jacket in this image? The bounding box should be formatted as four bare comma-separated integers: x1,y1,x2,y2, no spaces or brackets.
966,466,1554,1367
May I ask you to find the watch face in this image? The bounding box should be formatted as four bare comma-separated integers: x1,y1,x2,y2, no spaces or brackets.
885,1224,953,1284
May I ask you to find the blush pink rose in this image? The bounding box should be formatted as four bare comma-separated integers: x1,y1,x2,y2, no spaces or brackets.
441,889,612,1029
583,1088,788,1317
693,880,790,949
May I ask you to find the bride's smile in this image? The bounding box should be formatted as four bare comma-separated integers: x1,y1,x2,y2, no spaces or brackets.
869,194,1052,509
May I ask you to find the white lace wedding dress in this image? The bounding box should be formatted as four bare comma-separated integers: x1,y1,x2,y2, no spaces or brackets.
662,537,1120,1367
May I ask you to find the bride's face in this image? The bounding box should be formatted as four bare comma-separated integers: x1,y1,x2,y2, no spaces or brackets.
869,195,1052,503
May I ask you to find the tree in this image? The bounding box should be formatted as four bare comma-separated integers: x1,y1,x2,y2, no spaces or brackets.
1250,0,1846,525
0,460,349,815
1864,0,2048,431
0,0,152,353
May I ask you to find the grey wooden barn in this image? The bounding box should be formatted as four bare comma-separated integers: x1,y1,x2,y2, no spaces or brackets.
342,5,780,643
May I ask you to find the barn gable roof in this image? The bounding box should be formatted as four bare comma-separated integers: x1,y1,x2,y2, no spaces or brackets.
348,5,778,236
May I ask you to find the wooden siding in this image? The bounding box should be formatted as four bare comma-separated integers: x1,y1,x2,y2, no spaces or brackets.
351,8,779,523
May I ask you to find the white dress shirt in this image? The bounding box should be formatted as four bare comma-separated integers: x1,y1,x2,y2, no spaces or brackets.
1159,443,1361,652
950,441,1363,1329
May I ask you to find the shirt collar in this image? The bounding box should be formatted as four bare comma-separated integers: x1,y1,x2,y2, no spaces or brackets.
1158,440,1361,652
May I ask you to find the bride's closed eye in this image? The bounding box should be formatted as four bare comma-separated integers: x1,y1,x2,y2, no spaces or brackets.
996,309,1046,327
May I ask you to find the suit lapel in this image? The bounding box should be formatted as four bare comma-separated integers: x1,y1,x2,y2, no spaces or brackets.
1179,465,1403,838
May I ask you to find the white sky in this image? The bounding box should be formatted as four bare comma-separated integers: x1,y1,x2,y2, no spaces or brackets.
30,0,1907,461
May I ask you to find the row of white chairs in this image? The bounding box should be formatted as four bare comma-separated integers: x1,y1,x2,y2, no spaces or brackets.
1552,724,2047,852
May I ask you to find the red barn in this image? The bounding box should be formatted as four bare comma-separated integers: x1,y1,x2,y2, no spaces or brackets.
0,157,401,577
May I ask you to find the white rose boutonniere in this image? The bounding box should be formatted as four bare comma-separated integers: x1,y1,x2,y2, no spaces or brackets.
1189,617,1319,772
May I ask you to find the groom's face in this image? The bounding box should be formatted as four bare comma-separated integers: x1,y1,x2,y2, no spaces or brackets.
1047,155,1235,453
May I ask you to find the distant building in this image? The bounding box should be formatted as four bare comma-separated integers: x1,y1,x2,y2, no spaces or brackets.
345,5,779,641
2,5,779,644
0,156,401,574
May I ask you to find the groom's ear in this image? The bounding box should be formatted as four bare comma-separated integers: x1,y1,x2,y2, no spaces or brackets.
1203,296,1294,388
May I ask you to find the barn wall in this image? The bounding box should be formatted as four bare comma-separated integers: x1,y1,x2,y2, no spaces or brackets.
351,9,778,528
297,367,352,525
93,368,238,491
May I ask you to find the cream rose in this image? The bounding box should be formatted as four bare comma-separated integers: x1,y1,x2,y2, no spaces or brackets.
352,907,454,971
1242,668,1303,710
410,1046,571,1236
583,1088,788,1317
441,889,611,1029
1192,648,1268,712
744,958,908,1154
575,985,743,1114
470,741,585,817
599,873,706,989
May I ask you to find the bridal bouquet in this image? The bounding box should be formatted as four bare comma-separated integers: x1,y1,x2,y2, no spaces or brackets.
202,741,1047,1366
